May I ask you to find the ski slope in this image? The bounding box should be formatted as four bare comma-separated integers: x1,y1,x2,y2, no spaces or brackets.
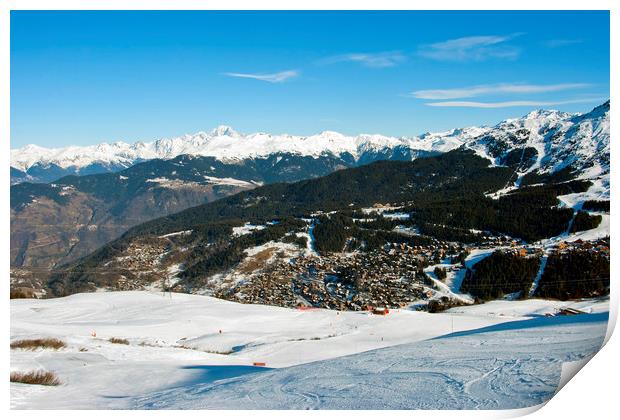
134,312,608,410
10,291,609,410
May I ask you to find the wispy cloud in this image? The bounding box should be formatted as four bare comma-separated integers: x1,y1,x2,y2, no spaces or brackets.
419,34,522,61
544,39,583,48
425,97,606,108
223,70,299,83
411,83,591,100
318,52,405,68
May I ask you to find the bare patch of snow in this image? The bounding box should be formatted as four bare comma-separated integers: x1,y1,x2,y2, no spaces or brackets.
159,230,193,239
232,223,266,237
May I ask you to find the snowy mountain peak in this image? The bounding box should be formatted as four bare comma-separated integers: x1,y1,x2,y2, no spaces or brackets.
210,125,240,137
316,130,347,139
522,109,572,121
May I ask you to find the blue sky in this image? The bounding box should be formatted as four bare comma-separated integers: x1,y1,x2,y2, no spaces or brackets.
11,10,610,148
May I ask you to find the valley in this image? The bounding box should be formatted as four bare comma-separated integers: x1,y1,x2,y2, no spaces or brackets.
10,102,611,314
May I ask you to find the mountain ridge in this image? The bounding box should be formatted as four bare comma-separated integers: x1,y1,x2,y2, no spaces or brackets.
11,101,609,184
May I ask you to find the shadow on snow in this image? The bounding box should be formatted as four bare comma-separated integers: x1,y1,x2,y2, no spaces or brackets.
432,311,609,341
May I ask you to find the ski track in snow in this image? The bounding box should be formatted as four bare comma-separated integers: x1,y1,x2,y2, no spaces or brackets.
423,248,499,303
529,253,549,297
130,312,607,410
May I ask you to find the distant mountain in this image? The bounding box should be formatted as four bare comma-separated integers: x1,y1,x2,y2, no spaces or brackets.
11,101,609,185
11,126,464,181
9,126,447,183
462,101,610,183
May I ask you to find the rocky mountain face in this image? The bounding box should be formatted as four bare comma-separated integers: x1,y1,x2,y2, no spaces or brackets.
11,178,247,270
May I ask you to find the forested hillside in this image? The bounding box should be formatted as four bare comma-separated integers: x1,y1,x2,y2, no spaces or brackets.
44,149,603,299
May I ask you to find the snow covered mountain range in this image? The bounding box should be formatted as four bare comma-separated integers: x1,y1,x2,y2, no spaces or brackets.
10,101,610,184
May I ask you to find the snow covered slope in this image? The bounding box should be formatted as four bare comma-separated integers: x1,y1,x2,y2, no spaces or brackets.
10,291,608,409
465,101,610,180
11,101,609,183
134,312,607,410
10,126,450,175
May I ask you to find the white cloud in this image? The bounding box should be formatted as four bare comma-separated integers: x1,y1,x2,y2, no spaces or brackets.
223,70,299,83
425,97,607,108
412,83,591,100
318,52,405,68
419,34,522,61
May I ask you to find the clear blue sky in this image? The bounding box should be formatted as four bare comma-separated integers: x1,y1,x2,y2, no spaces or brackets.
11,10,610,148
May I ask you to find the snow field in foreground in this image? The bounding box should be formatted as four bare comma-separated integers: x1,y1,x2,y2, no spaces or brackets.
11,291,609,409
